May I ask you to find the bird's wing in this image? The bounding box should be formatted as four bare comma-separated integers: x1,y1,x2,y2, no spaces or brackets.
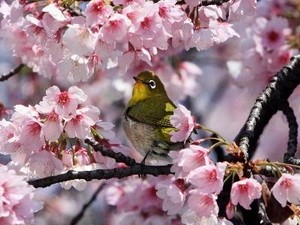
126,97,176,127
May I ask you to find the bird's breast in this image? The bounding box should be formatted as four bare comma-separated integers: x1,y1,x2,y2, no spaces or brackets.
122,115,156,157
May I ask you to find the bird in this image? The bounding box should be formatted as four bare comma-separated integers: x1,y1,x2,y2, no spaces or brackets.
123,70,185,165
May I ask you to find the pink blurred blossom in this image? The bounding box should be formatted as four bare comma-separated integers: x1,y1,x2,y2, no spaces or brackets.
254,16,291,51
228,0,256,22
0,165,41,225
42,3,68,22
230,178,262,210
170,104,195,143
271,173,300,207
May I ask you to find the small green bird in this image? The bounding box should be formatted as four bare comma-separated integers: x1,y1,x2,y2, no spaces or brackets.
123,70,184,164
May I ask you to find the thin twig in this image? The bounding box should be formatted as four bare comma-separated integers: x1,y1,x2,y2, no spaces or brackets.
85,139,137,166
70,183,105,225
0,64,24,82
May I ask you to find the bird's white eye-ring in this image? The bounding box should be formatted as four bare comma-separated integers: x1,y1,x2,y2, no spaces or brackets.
148,80,156,89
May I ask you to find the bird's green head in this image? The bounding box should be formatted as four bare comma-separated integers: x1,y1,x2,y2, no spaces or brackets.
128,70,168,106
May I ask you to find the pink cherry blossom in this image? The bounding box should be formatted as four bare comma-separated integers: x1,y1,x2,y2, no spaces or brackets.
0,119,17,149
63,23,98,56
226,201,235,219
188,190,219,217
85,0,113,27
156,178,186,215
157,0,184,25
57,54,93,82
64,105,100,139
100,13,131,44
94,121,116,139
187,28,214,51
170,104,195,143
29,150,64,177
230,178,262,210
271,173,300,207
0,165,41,225
41,110,63,141
18,116,44,151
40,86,87,117
42,3,68,22
254,16,291,51
228,0,256,22
170,144,210,177
188,162,227,194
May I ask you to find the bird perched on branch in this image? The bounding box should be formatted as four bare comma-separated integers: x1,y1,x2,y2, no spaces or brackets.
123,70,186,164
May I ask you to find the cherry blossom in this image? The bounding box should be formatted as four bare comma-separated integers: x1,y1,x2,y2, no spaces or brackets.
256,15,291,51
63,23,98,56
271,173,300,207
188,162,227,194
170,144,211,178
170,104,195,143
187,190,219,217
0,165,41,225
156,178,186,215
64,105,100,139
100,13,131,44
38,85,87,117
85,0,113,27
29,151,64,177
230,178,262,210
41,110,63,141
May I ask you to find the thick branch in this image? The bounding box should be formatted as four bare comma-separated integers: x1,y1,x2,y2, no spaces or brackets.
234,55,300,161
0,64,24,82
280,101,300,165
28,164,172,188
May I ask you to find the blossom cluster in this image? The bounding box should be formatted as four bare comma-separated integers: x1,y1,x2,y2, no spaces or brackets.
0,0,255,83
157,144,300,224
228,0,297,92
0,164,41,225
104,177,181,225
0,85,119,188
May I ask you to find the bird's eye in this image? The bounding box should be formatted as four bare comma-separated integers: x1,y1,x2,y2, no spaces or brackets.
148,80,156,89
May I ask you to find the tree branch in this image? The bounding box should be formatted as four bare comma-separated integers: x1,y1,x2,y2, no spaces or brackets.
0,64,24,82
280,101,300,165
234,55,300,162
28,163,172,188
